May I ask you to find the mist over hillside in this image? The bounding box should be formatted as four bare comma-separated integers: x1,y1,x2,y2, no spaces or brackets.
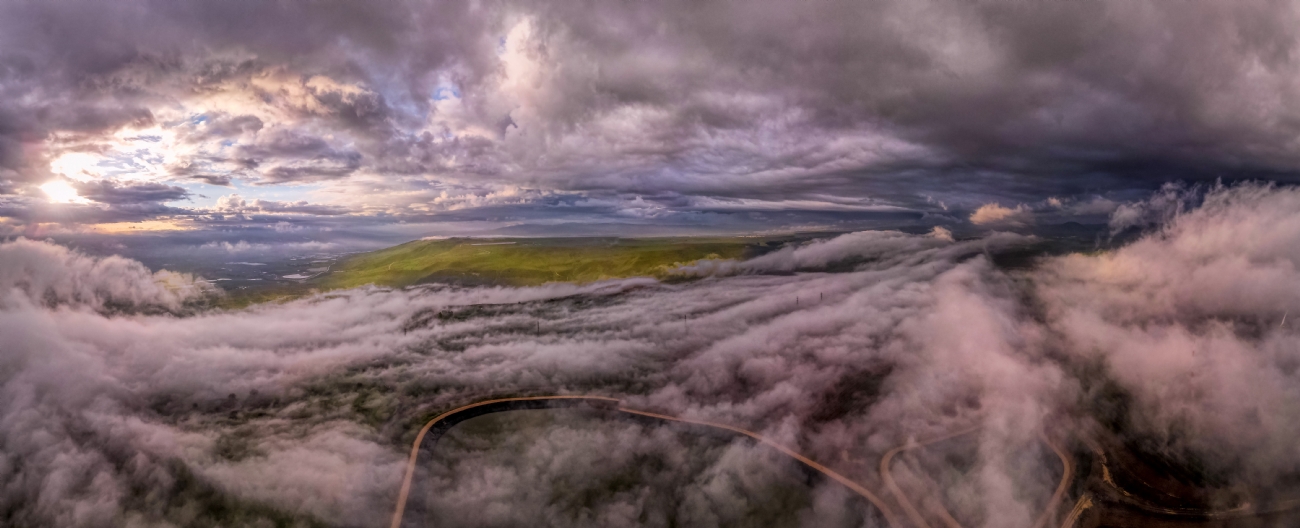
4,183,1300,527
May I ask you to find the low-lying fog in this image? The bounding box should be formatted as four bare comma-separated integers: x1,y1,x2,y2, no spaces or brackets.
4,183,1300,527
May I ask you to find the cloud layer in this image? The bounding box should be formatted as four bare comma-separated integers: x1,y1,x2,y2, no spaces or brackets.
4,0,1300,236
4,183,1300,526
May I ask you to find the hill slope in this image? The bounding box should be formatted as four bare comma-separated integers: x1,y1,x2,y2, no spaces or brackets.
314,237,763,290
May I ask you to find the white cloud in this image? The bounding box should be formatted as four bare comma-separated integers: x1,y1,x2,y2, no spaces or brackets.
5,184,1300,525
969,203,1033,226
928,225,954,241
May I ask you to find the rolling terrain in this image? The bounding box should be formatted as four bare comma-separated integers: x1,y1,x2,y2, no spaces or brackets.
215,236,786,307
318,237,769,289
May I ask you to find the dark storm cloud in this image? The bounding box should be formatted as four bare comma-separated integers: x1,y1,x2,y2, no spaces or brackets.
3,0,1300,231
176,114,264,144
0,195,189,226
73,180,189,205
213,194,350,216
514,0,1300,196
0,0,491,187
236,130,365,184
169,168,233,187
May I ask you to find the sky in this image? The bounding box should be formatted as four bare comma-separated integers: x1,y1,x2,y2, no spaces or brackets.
5,0,1300,245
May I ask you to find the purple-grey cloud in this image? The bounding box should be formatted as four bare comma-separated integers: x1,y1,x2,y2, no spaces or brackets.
4,183,1300,526
1,0,1298,235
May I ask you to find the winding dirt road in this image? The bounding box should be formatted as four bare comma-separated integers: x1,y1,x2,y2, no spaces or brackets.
391,396,1077,528
880,425,981,528
879,426,1073,528
389,395,903,528
1035,431,1075,528
1083,436,1300,522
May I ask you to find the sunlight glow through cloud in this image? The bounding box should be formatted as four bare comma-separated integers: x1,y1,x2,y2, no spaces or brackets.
48,152,101,182
40,180,88,204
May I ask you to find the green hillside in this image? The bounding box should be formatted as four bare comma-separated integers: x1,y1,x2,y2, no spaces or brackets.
315,237,761,290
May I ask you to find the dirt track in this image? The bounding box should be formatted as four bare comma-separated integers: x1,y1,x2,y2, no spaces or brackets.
391,395,1081,528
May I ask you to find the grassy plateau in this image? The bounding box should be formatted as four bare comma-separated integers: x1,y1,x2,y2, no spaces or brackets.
217,237,779,307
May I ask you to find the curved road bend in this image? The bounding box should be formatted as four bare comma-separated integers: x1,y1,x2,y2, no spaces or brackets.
880,425,981,528
1083,436,1300,521
1034,431,1074,528
390,395,904,528
879,426,1073,528
1059,493,1093,528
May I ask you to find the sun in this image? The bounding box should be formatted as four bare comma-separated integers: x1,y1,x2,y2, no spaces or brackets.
40,180,88,204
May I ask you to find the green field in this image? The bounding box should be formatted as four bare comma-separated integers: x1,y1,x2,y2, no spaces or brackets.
212,236,790,308
315,237,764,290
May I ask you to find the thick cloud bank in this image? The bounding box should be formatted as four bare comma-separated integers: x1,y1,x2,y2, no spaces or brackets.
4,183,1300,527
6,0,1300,234
0,238,213,311
1038,183,1300,486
